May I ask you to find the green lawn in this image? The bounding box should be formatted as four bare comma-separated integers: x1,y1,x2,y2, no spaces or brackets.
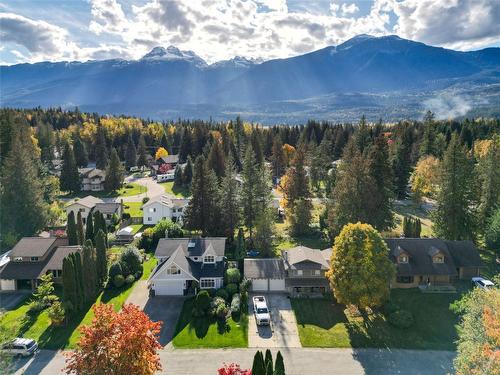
392,202,433,237
123,202,143,218
0,258,157,350
60,182,144,199
292,288,462,350
172,298,248,348
160,181,190,198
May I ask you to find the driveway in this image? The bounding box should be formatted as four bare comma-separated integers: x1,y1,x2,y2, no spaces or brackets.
0,292,29,312
248,293,301,348
125,280,184,347
116,176,165,203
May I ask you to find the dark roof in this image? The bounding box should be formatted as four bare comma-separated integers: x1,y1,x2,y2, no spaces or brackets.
282,246,330,270
244,259,285,279
158,154,179,164
285,277,330,288
41,246,81,274
95,202,121,215
10,237,58,258
0,259,47,279
155,238,226,258
385,238,483,277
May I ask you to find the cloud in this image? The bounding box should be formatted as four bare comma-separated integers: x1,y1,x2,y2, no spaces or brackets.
423,93,472,119
89,0,128,35
341,3,359,15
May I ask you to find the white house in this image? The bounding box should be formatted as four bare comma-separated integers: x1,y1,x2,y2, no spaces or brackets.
79,168,106,192
141,195,190,225
148,237,226,295
65,196,122,225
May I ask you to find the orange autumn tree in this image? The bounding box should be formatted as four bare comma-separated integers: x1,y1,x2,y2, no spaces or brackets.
155,147,168,160
65,304,162,375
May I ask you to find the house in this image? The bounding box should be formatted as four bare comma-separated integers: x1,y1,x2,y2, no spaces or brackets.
65,196,122,225
244,246,332,295
148,237,226,295
0,237,81,290
150,154,179,176
79,167,106,192
142,195,189,225
385,238,484,288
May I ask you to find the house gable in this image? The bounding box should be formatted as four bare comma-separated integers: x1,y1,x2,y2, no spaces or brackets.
149,258,197,283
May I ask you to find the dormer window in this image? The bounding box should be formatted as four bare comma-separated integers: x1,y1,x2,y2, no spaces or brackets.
433,255,444,263
188,242,196,248
13,257,23,262
398,255,408,264
166,265,180,275
204,255,215,264
30,257,39,262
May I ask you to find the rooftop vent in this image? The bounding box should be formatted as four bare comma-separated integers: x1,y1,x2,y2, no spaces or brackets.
188,241,195,248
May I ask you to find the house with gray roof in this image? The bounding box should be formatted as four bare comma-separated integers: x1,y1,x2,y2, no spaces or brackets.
148,237,226,295
0,237,82,291
142,195,189,225
65,196,122,225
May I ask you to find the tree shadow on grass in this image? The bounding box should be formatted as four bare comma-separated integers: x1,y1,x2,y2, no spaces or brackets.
292,298,348,330
100,283,133,304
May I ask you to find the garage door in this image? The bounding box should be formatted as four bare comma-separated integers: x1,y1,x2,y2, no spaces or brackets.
153,280,184,296
269,279,285,291
252,279,269,291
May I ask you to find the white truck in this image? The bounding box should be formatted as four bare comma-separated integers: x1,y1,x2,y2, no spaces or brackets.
252,296,271,326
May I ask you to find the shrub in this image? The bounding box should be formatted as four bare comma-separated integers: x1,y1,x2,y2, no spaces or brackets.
226,283,238,297
134,271,142,280
125,275,136,284
113,274,125,288
215,288,229,301
388,309,415,328
108,261,123,279
142,196,150,204
195,290,211,313
28,300,45,315
381,300,400,315
239,279,251,294
122,212,131,220
226,268,241,284
120,246,142,275
215,303,229,319
230,293,241,313
48,301,65,326
138,220,183,251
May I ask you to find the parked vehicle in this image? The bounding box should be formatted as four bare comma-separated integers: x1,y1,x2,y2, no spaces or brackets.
247,249,260,257
157,173,174,182
253,295,270,326
1,338,39,357
472,277,495,289
129,166,140,172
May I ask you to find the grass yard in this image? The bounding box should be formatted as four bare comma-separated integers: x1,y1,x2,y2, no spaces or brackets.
123,202,143,218
60,182,144,199
172,298,248,348
292,288,462,350
0,257,157,350
392,201,433,237
160,181,190,198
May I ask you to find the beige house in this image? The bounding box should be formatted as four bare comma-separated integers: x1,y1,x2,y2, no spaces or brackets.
79,167,106,192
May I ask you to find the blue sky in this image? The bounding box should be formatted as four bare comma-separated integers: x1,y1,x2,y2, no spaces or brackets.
1,0,499,65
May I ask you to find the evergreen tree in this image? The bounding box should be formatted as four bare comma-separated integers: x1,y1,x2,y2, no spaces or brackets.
271,138,285,178
73,135,89,167
183,156,222,236
264,349,273,372
182,156,193,186
104,148,124,192
207,139,225,179
36,122,54,163
289,198,312,236
251,131,264,166
95,124,108,170
220,155,241,240
85,212,94,243
281,146,310,210
252,350,266,375
354,115,371,154
160,132,171,153
368,135,394,231
82,239,97,303
274,351,285,375
235,228,246,261
67,211,78,246
95,229,108,286
173,163,183,188
125,134,137,169
60,142,81,193
62,256,77,314
254,209,275,257
265,361,273,375
392,126,413,199
433,134,478,240
136,134,148,169
73,251,85,310
420,111,436,156
179,129,192,163
93,211,107,239
76,211,85,245
478,138,500,222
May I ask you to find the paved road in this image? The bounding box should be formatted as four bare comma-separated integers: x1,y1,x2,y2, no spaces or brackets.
12,348,455,375
116,176,166,203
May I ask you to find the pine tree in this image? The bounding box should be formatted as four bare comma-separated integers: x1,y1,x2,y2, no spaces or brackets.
478,138,500,222
76,211,85,245
420,111,436,156
62,256,77,314
432,134,478,240
220,155,241,240
254,209,275,257
281,146,310,210
264,349,273,372
274,351,285,375
67,211,78,246
104,148,124,192
95,124,108,170
95,229,108,286
252,350,266,375
136,134,148,169
265,361,273,375
289,198,312,236
183,156,222,236
60,142,80,193
179,128,192,163
0,125,48,236
235,228,246,261
271,138,285,178
207,139,225,179
241,147,259,238
160,132,171,153
82,239,97,303
125,134,137,170
392,126,413,199
36,122,54,163
173,163,183,188
73,135,89,167
93,211,107,239
73,251,85,310
182,156,193,186
354,115,371,154
85,212,94,243
251,131,264,166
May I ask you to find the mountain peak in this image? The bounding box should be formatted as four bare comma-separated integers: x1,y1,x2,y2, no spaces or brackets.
141,46,207,67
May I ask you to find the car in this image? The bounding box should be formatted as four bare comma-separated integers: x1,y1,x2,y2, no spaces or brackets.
252,295,271,326
472,277,494,289
1,338,39,357
246,249,260,257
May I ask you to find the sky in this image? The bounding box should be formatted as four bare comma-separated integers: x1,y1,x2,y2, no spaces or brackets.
1,0,499,65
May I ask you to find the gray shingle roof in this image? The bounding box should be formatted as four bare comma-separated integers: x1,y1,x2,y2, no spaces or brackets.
154,238,226,258
41,246,82,274
95,202,121,215
282,246,330,270
9,237,59,258
159,155,179,164
285,277,330,288
66,195,103,209
244,259,285,279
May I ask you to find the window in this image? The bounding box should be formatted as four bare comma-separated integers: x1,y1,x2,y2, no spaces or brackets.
153,208,157,212
147,217,152,222
30,257,39,262
434,255,444,263
296,270,303,276
13,257,23,262
167,265,180,275
200,279,215,288
204,255,215,263
79,208,85,213
314,270,321,276
396,276,414,284
51,270,62,278
398,255,408,263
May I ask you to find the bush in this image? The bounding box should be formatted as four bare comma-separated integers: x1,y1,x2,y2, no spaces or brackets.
125,274,136,284
226,283,238,297
134,271,142,280
48,301,65,326
122,212,131,220
138,220,183,251
388,309,415,328
226,268,241,284
120,245,142,275
194,290,211,313
28,300,45,315
215,288,229,301
142,196,150,204
230,293,241,313
215,303,229,319
108,261,123,279
381,300,400,315
113,274,125,288
239,279,251,294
